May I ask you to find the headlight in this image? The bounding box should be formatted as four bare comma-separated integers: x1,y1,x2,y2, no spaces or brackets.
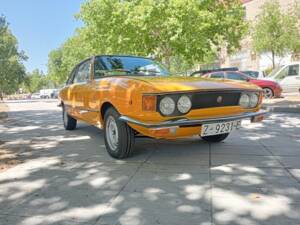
159,96,175,116
177,95,192,114
239,93,250,108
249,93,259,108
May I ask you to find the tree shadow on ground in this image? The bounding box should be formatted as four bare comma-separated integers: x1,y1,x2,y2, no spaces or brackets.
0,102,299,225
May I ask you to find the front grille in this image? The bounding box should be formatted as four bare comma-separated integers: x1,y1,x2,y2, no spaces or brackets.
191,91,241,109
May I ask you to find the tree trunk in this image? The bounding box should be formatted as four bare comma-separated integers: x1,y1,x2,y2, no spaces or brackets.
164,56,171,70
271,50,275,69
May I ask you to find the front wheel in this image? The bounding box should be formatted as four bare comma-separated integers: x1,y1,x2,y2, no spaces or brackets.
201,133,229,143
263,88,274,99
104,108,135,159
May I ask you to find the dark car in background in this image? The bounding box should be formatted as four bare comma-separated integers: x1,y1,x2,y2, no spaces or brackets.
196,71,282,98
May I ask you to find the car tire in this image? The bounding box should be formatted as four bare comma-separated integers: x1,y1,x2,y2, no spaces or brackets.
104,107,135,159
62,105,77,130
263,87,274,99
201,133,229,143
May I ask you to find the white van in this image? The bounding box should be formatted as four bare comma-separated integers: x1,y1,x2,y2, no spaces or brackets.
266,62,300,93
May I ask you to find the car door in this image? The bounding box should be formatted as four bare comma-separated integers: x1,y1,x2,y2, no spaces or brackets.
69,59,91,118
278,64,300,92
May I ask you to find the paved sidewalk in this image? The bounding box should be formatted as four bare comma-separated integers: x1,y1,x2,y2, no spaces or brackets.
0,100,299,225
263,93,300,113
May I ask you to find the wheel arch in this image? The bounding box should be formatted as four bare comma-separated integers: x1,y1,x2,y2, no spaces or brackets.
100,102,118,122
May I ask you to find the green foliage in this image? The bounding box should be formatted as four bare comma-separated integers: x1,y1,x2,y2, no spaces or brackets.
22,69,49,93
288,1,300,60
48,32,91,85
251,0,300,67
48,0,247,84
0,16,27,94
79,0,247,67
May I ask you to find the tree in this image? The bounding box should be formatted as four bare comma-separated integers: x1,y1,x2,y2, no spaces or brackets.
77,0,247,69
0,16,27,95
288,1,300,60
22,69,48,93
48,32,91,85
251,1,300,68
48,0,247,83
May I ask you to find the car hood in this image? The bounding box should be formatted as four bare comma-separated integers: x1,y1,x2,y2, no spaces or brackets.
131,76,260,93
250,79,277,86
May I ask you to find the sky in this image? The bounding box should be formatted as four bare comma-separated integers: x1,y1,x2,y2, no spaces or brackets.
1,0,84,73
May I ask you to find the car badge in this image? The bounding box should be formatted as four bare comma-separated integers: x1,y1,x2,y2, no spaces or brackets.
217,96,223,103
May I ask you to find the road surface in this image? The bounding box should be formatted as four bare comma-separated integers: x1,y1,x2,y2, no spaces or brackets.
0,100,300,225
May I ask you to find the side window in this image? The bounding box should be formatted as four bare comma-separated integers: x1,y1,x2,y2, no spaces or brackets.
66,67,78,85
94,57,106,79
210,72,224,79
276,66,288,80
73,60,91,83
288,64,299,76
227,72,247,81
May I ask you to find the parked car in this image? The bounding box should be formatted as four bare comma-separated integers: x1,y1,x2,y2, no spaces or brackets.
198,71,282,98
241,70,266,79
191,67,239,77
59,55,266,159
30,92,40,99
40,89,58,99
51,89,59,98
265,62,300,93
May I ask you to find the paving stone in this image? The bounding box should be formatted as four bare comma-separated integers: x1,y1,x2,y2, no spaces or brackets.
211,155,282,167
96,191,211,225
210,144,271,156
213,192,300,225
123,170,210,196
0,214,93,225
276,156,300,169
7,183,117,221
211,174,300,203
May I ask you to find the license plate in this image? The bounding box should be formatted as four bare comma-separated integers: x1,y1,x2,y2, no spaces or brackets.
201,120,241,137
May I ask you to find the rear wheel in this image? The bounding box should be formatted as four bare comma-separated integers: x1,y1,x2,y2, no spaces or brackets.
201,133,229,143
104,107,135,159
62,105,77,130
263,88,274,99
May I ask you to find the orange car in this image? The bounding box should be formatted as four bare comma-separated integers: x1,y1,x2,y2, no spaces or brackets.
59,55,266,158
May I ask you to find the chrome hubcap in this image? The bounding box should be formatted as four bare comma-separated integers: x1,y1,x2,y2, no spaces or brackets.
106,116,119,151
263,88,273,98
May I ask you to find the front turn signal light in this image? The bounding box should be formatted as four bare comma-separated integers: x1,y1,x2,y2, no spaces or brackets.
142,95,157,111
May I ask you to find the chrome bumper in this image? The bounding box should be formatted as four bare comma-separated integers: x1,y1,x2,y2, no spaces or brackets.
119,110,267,129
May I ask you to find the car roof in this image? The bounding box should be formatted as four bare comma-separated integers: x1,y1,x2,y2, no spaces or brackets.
94,54,153,60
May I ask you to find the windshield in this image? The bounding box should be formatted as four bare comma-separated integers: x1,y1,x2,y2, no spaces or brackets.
268,66,284,77
94,56,170,77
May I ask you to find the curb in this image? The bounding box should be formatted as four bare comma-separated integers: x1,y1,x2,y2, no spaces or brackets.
262,105,300,114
